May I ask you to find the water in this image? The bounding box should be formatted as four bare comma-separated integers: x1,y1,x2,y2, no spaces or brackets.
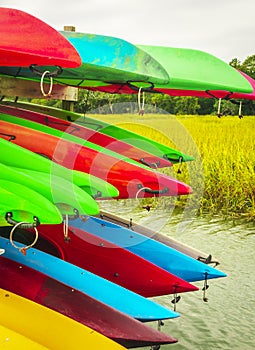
156,216,255,350
100,202,255,349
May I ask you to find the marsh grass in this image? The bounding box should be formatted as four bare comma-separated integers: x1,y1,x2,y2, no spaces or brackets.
89,113,255,220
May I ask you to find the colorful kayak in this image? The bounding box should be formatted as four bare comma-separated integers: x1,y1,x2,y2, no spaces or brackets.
0,163,99,216
71,216,226,282
138,45,252,93
0,287,125,350
0,101,194,164
0,179,62,226
0,8,81,67
98,210,220,265
159,69,255,100
0,236,180,321
90,45,252,94
0,29,169,85
57,30,169,84
0,138,119,199
0,104,173,168
0,256,178,348
0,116,193,199
0,323,47,349
19,223,198,297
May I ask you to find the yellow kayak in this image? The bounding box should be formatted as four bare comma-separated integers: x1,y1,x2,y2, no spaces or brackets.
0,288,125,350
0,324,47,349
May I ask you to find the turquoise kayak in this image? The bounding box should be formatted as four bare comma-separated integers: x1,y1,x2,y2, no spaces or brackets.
98,210,220,265
70,216,227,282
0,236,179,322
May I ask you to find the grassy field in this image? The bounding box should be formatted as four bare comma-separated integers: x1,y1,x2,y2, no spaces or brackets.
88,113,255,221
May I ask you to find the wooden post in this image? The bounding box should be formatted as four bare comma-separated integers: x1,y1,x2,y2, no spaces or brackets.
62,25,77,110
0,76,78,101
63,26,76,32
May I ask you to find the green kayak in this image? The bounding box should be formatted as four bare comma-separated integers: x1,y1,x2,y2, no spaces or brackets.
136,45,252,93
0,138,119,199
0,163,99,216
0,179,62,226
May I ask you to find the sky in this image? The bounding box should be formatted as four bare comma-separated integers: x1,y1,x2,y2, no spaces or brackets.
2,0,255,63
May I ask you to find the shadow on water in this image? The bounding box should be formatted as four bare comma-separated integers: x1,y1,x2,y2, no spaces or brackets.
100,201,255,350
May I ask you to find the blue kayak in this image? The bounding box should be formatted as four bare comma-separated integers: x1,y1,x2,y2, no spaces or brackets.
70,216,227,283
0,236,179,322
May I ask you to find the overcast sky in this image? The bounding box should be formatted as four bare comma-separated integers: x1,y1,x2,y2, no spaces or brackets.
2,0,254,63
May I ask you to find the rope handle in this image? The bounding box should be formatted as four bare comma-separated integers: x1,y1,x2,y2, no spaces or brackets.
9,221,39,256
40,71,53,97
62,209,79,242
138,87,145,115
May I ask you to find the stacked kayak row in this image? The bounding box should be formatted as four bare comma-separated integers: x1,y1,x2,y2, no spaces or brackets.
0,7,242,349
0,100,227,348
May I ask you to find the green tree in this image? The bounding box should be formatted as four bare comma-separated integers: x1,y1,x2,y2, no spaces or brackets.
240,55,255,78
174,96,200,115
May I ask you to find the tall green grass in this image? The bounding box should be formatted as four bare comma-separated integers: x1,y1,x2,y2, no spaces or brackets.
89,113,255,220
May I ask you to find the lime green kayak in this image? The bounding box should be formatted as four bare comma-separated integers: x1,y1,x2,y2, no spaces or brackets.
0,163,99,216
0,179,62,226
136,45,252,93
0,138,119,199
0,101,194,164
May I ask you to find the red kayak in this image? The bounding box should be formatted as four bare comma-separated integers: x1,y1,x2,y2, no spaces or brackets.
21,223,197,297
0,8,81,67
0,255,178,348
0,119,192,199
0,104,172,169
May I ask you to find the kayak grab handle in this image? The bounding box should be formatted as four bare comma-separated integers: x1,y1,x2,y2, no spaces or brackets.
66,116,104,131
137,184,169,196
0,132,16,141
5,212,40,229
29,64,63,77
126,81,158,93
140,158,160,169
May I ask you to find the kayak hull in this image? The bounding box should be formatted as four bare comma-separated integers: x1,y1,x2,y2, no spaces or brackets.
0,117,193,199
0,8,81,67
70,216,226,282
0,104,173,168
0,287,125,350
0,236,180,321
0,256,178,348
